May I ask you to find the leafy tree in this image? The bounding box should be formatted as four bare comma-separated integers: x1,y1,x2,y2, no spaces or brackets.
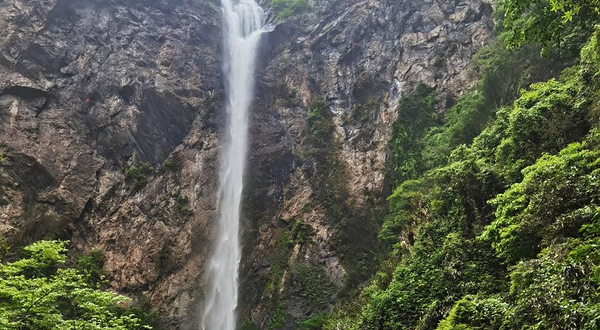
494,77,590,181
0,240,151,330
501,0,600,53
483,134,600,263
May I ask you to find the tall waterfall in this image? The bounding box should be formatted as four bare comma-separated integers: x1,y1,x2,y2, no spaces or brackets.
201,0,265,329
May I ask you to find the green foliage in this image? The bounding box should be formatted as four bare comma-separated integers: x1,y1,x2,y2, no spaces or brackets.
0,240,151,329
240,319,260,330
436,295,508,330
292,263,335,310
388,84,437,186
351,100,377,124
268,299,287,330
501,0,600,54
483,135,600,263
379,179,425,246
422,93,488,169
502,238,600,330
0,238,9,260
0,153,6,163
125,162,154,189
307,99,334,149
76,250,105,284
437,214,600,330
494,78,590,180
328,21,600,330
422,34,568,171
263,229,293,328
162,156,181,171
359,149,505,329
174,194,194,216
270,0,308,20
389,34,563,184
299,314,327,329
580,28,600,126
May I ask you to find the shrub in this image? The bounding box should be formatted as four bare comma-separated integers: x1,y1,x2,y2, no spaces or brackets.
125,162,154,189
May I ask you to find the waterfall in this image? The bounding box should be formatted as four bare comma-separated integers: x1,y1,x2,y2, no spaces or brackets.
201,0,265,329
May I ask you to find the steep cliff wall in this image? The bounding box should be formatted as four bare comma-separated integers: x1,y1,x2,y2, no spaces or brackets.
0,0,493,328
241,0,493,327
0,0,223,327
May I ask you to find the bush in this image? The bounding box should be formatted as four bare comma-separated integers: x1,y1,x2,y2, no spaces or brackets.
495,78,590,180
422,93,488,169
436,295,508,330
76,249,105,283
125,162,154,189
327,19,600,330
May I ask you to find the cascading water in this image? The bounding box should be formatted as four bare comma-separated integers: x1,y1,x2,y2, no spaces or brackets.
201,1,265,329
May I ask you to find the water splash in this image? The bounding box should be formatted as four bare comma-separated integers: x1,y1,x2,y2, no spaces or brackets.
201,1,265,329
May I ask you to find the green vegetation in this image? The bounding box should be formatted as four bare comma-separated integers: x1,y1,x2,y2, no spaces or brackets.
270,0,308,20
0,240,152,329
299,314,328,329
162,156,181,171
483,137,600,263
0,238,10,260
350,100,377,124
240,319,260,330
0,153,6,163
387,84,437,187
502,0,600,54
323,1,600,328
174,194,194,216
76,249,106,284
292,263,335,310
125,162,154,189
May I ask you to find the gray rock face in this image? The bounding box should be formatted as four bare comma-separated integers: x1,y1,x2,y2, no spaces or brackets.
0,0,222,327
0,0,493,328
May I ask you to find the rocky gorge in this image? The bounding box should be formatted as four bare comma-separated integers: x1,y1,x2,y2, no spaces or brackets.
0,0,495,328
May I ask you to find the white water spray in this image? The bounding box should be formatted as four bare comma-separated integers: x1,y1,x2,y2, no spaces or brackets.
201,1,265,329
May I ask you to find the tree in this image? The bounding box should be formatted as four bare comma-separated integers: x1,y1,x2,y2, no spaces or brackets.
0,240,152,330
483,135,600,263
501,0,600,54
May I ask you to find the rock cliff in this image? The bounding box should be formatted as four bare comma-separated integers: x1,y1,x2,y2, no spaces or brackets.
0,0,493,328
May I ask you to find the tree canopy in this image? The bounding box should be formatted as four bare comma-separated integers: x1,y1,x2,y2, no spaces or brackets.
0,240,152,330
501,0,600,53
